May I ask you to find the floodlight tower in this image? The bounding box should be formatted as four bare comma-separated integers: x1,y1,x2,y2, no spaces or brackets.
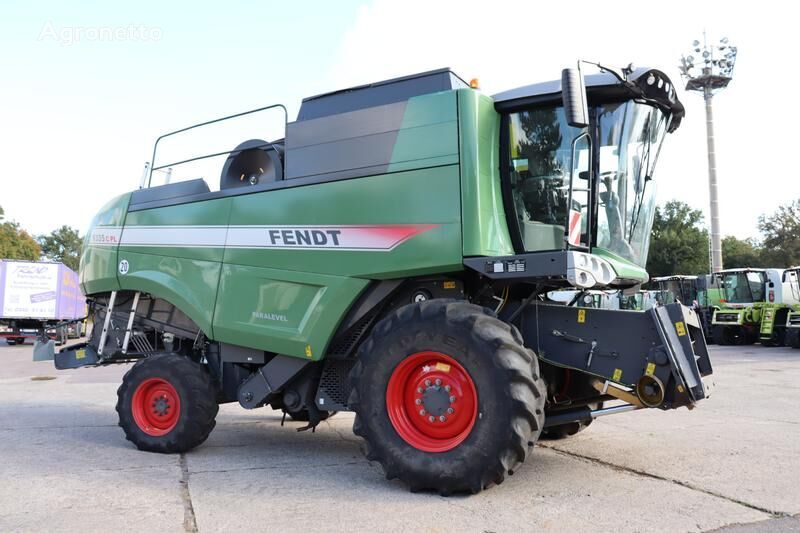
679,35,737,273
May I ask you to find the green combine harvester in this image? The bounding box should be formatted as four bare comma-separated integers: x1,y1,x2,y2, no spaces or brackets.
711,268,799,346
41,64,713,494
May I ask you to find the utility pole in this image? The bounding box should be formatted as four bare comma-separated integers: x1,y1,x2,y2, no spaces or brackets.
679,35,737,273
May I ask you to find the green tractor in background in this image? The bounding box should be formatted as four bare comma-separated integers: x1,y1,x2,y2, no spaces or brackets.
784,266,800,348
711,268,798,346
39,64,713,494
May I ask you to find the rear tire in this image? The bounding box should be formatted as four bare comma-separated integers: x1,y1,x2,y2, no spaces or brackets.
348,300,545,494
116,353,218,453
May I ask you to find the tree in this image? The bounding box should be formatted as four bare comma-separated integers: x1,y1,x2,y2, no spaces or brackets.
515,108,563,176
722,236,766,268
513,109,565,225
757,199,800,267
646,201,710,278
38,225,83,271
0,204,40,261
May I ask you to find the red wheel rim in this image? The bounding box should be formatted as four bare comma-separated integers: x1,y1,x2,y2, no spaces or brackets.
386,351,477,452
131,378,181,436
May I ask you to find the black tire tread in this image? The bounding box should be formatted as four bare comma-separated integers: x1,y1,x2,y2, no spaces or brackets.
116,353,219,453
712,326,737,346
348,299,545,494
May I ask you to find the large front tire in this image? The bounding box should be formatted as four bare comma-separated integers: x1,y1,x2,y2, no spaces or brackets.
116,353,218,453
712,326,737,345
787,329,800,349
761,329,785,347
348,300,546,494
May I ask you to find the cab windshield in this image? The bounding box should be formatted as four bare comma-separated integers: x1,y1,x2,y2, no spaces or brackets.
506,101,668,267
719,272,766,303
785,269,800,301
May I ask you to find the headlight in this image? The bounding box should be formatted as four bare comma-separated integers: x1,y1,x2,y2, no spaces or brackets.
567,251,616,288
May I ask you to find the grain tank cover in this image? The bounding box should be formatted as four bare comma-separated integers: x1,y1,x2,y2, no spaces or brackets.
297,68,469,121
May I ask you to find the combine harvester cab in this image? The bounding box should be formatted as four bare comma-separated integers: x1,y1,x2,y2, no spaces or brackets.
653,275,717,340
711,268,799,346
784,267,800,348
45,64,713,494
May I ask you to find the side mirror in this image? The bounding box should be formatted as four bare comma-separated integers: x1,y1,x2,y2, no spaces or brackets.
562,68,589,128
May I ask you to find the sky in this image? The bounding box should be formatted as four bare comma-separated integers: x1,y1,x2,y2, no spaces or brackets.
1,0,798,241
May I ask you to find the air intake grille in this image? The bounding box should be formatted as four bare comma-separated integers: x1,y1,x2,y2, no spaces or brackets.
317,359,357,410
715,312,740,324
327,312,377,357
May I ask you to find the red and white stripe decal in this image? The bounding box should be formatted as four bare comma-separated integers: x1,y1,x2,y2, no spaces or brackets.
91,224,440,251
568,210,582,246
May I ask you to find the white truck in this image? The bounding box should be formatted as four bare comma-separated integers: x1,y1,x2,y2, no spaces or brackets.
0,260,85,345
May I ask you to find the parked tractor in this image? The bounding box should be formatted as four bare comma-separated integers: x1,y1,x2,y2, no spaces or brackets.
711,268,799,346
39,65,713,494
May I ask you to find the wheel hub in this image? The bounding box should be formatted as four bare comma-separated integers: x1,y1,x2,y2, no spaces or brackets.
420,383,453,419
386,351,477,452
131,378,181,437
153,396,171,416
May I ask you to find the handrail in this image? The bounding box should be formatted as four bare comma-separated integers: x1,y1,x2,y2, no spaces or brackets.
150,141,282,173
147,103,288,188
565,130,591,251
